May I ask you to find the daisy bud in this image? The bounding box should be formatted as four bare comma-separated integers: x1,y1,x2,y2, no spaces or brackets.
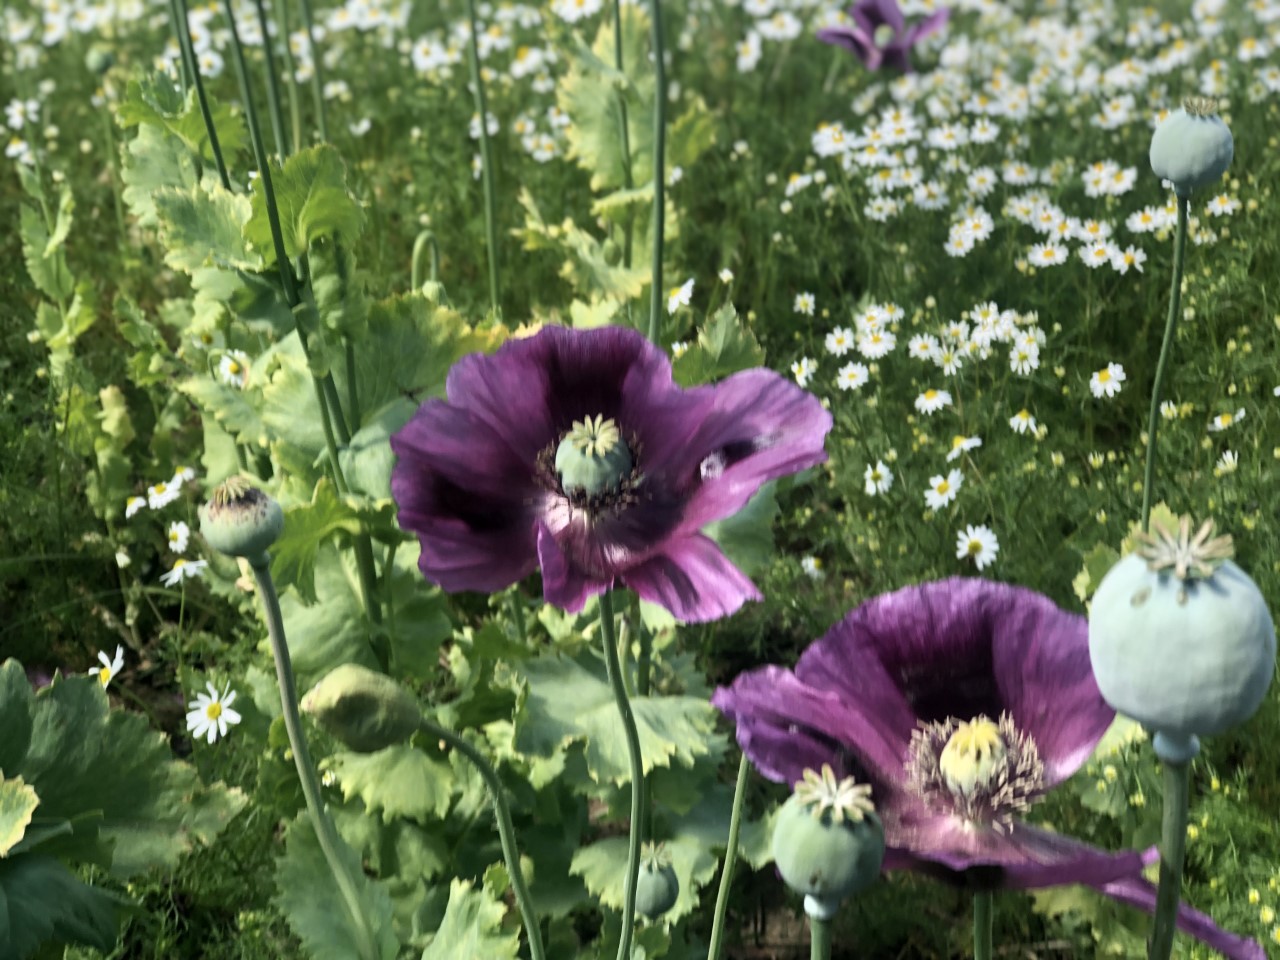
634,842,679,919
771,765,884,916
301,663,421,753
1149,98,1233,198
198,476,284,566
1088,516,1275,761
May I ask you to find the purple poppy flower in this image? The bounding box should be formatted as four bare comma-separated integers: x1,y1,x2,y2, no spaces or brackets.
390,325,832,623
816,0,951,73
712,578,1264,959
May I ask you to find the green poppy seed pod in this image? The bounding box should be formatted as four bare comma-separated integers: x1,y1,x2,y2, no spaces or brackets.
634,843,679,919
199,476,284,565
1088,518,1275,760
420,280,449,306
554,415,633,496
84,45,115,75
1149,97,1233,198
301,663,422,753
771,767,885,906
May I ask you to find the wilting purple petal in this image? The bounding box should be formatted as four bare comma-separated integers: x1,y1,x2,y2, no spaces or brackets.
392,325,831,620
623,533,762,623
1099,867,1267,960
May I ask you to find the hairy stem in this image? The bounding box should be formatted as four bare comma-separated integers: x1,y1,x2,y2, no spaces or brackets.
600,591,645,960
1148,757,1192,960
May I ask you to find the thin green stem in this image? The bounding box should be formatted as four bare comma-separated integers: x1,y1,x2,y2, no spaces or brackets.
295,0,329,142
706,752,750,960
250,558,380,960
166,0,192,95
275,0,304,153
344,338,361,432
508,588,527,643
251,0,291,161
411,229,441,289
645,0,666,345
973,890,994,960
599,591,645,960
464,0,500,314
99,103,128,239
1140,195,1189,533
174,0,231,190
809,913,832,960
1148,758,1192,960
612,0,635,271
416,716,546,960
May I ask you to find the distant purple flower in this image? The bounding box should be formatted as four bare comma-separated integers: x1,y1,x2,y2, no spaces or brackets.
816,0,951,73
713,579,1263,960
390,326,832,623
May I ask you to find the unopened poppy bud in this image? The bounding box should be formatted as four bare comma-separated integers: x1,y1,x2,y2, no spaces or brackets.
1088,516,1274,761
771,765,884,911
199,476,283,566
420,280,449,306
1149,98,1233,198
634,842,679,919
301,663,421,753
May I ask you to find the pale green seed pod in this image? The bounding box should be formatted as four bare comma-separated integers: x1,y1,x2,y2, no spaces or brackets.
1088,518,1274,757
199,477,284,565
301,663,422,753
1149,98,1233,198
634,842,679,919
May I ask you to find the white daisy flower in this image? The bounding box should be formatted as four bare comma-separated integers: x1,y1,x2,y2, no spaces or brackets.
924,469,963,510
1009,409,1037,434
1009,344,1040,375
864,460,893,496
147,480,181,510
185,681,243,744
161,557,209,587
666,278,694,315
794,292,816,316
1214,450,1238,476
671,341,690,359
825,326,855,356
790,357,816,387
945,435,982,463
856,329,896,359
1204,194,1239,217
955,524,999,570
1079,241,1118,269
1028,242,1067,266
1089,362,1126,399
1160,400,1179,420
800,556,825,580
1208,408,1245,432
836,362,869,391
908,334,940,362
914,388,953,415
91,645,124,689
718,268,735,283
167,520,191,554
219,350,250,388
125,495,147,518
1110,245,1146,274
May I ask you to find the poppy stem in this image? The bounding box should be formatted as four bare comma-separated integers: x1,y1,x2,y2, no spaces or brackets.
1140,194,1188,534
415,716,547,960
645,0,666,346
1148,751,1193,960
611,0,635,272
464,0,501,316
251,557,383,960
973,890,994,960
411,229,441,290
599,590,646,960
172,0,231,190
705,751,750,960
808,910,832,960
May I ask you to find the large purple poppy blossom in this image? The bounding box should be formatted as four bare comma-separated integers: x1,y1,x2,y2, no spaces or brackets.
390,325,832,623
816,0,951,73
712,578,1264,959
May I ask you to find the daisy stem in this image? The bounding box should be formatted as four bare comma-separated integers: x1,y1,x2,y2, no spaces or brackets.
645,0,666,346
599,590,646,960
251,557,382,960
611,0,635,271
1148,753,1193,960
416,716,546,960
973,890,994,960
705,751,750,960
411,229,440,289
464,0,500,316
1140,195,1188,534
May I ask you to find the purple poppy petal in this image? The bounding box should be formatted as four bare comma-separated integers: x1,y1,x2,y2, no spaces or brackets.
712,664,910,789
851,0,904,38
623,533,761,623
677,369,832,531
795,579,1109,783
1098,873,1266,960
815,24,875,65
881,818,1145,890
902,5,951,45
536,522,609,613
442,346,556,463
